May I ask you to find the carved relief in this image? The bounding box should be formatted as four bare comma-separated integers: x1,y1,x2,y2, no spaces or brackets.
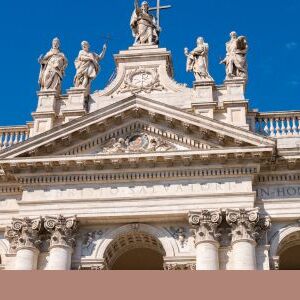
100,132,178,154
118,68,164,94
81,230,104,257
4,217,43,253
226,208,271,243
168,227,188,248
44,215,79,248
164,263,196,271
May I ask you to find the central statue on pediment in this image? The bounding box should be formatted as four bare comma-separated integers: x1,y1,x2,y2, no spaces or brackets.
130,0,160,45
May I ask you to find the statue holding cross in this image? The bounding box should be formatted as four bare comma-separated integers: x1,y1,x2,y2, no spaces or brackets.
130,0,171,46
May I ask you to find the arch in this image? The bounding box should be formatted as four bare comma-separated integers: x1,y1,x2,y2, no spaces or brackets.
269,224,300,258
94,223,179,260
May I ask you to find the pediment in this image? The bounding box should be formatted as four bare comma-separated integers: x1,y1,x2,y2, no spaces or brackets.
0,96,275,160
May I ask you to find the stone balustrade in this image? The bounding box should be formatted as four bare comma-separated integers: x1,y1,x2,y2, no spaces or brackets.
0,125,31,150
255,112,300,138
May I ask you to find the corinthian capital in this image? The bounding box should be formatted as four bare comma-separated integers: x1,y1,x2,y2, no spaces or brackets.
4,217,42,252
188,210,222,245
226,208,271,243
44,215,79,249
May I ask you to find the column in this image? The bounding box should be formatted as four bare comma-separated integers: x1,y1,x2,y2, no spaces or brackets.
5,218,42,270
189,210,222,270
44,215,79,270
226,208,271,270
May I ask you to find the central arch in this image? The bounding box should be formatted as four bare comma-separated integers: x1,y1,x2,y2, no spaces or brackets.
104,231,166,270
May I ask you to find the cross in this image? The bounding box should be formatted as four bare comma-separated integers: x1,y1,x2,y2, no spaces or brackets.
100,33,114,45
148,0,172,28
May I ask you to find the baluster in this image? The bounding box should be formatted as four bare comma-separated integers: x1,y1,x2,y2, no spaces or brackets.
0,132,3,150
25,131,29,140
269,118,275,137
8,132,14,147
297,117,300,136
263,118,270,136
285,117,291,136
13,131,19,144
3,132,9,149
275,118,281,137
19,131,25,143
292,117,297,135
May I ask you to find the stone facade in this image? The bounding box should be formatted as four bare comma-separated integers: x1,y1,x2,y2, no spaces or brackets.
1,6,300,270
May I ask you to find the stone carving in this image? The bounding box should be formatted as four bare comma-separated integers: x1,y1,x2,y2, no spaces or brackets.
38,38,68,93
101,132,177,154
4,217,42,252
130,0,159,45
164,263,196,271
184,37,213,81
81,230,103,257
169,227,187,248
44,215,79,248
226,208,271,243
189,210,222,244
74,41,107,89
119,68,164,94
220,31,248,80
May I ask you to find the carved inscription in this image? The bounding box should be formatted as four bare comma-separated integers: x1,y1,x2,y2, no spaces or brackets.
256,185,300,200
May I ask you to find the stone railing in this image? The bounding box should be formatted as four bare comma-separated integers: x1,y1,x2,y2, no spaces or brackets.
0,125,31,150
255,111,300,138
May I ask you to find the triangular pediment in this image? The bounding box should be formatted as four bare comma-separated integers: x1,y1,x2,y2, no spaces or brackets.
0,96,275,160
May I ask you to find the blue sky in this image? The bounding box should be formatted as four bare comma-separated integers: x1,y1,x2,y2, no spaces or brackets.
0,0,299,126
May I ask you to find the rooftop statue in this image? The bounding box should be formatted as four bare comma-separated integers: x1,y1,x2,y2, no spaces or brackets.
38,38,68,93
130,0,160,45
184,37,213,81
220,31,248,80
74,41,107,90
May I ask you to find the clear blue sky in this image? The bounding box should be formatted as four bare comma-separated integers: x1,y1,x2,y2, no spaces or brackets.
0,0,299,126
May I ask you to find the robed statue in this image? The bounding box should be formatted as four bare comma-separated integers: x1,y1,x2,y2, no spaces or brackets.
184,37,213,81
130,0,159,45
74,41,107,89
38,38,68,93
220,31,248,80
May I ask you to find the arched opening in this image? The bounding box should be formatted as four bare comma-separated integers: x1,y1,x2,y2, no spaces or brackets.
104,231,166,270
278,231,300,270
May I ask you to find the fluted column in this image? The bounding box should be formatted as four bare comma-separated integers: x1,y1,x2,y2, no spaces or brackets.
189,210,222,270
44,215,78,270
5,218,42,270
226,209,271,270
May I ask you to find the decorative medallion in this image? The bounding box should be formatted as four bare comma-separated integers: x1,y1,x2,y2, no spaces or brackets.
118,67,164,94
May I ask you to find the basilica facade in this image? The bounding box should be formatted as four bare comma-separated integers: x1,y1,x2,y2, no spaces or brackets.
0,3,300,271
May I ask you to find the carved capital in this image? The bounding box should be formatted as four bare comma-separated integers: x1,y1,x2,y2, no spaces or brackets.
5,217,42,252
44,215,79,249
226,208,271,243
189,210,222,245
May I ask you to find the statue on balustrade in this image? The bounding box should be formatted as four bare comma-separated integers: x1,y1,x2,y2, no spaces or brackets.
220,31,248,80
38,38,68,93
74,41,107,90
184,37,213,81
130,0,159,45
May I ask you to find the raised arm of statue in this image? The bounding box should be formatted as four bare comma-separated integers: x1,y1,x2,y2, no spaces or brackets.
98,44,107,61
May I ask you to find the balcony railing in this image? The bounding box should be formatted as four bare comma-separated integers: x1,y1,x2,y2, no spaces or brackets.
0,125,31,150
255,112,300,138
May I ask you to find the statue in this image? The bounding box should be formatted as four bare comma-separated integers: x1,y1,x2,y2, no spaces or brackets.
74,41,107,89
220,31,248,80
38,38,68,93
130,0,160,45
184,37,213,81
